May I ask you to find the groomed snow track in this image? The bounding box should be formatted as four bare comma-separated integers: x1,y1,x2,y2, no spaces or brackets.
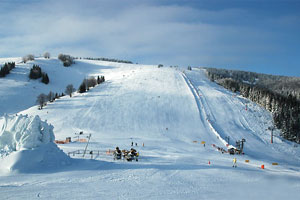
182,72,233,149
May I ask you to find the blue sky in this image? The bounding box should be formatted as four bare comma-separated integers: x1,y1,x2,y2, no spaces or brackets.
0,0,299,76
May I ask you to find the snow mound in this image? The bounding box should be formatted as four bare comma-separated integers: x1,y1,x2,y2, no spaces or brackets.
0,114,71,173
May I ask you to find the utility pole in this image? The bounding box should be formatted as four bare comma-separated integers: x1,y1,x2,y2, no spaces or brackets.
268,126,275,144
83,134,92,157
241,139,246,153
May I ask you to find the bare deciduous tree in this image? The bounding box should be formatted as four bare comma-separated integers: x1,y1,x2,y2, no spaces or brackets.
22,54,35,63
87,77,97,88
44,52,50,59
36,93,48,109
58,54,73,67
65,84,76,97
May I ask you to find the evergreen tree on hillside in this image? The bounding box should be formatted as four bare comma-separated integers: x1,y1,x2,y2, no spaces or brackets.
29,65,42,79
41,73,49,84
0,62,16,78
78,82,86,93
1,65,9,75
0,68,4,77
206,67,300,143
96,75,105,84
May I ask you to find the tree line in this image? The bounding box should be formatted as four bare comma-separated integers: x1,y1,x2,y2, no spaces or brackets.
36,92,66,109
205,68,300,101
0,62,15,77
79,57,133,64
78,75,105,93
37,75,105,109
205,67,300,143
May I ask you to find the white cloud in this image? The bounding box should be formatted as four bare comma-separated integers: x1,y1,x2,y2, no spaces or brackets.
0,0,299,75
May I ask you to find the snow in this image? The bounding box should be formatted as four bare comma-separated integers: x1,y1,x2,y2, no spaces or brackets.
0,114,70,173
0,114,54,152
0,57,109,116
0,58,299,199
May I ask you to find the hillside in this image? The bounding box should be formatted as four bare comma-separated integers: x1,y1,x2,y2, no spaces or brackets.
205,67,300,100
0,58,300,199
205,67,300,143
0,57,113,116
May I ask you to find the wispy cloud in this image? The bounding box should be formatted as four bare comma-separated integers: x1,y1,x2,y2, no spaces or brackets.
0,0,299,76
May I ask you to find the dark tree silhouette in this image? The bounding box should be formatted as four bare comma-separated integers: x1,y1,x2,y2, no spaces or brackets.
41,73,49,84
78,82,86,93
65,84,76,97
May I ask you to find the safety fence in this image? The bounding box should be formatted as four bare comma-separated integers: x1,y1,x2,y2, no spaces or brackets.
68,149,104,159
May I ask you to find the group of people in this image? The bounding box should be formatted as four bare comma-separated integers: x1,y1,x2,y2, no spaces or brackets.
131,142,138,146
113,147,138,161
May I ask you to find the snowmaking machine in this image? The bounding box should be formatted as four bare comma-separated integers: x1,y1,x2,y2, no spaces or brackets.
113,148,139,161
123,148,139,162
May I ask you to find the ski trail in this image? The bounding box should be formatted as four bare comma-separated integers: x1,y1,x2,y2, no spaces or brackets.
183,68,300,162
181,72,232,148
181,72,205,123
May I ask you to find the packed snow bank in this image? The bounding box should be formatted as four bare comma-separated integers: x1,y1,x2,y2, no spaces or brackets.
0,114,71,173
0,114,55,152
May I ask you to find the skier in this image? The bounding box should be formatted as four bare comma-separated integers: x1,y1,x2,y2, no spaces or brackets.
232,157,237,168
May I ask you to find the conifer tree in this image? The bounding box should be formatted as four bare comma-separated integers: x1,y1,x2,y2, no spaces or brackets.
78,82,86,93
41,73,49,84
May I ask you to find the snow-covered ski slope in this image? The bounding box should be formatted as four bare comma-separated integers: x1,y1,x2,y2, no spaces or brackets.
184,69,300,165
0,57,111,116
1,58,300,199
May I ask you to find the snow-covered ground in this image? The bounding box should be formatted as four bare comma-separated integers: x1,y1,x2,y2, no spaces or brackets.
0,58,299,199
